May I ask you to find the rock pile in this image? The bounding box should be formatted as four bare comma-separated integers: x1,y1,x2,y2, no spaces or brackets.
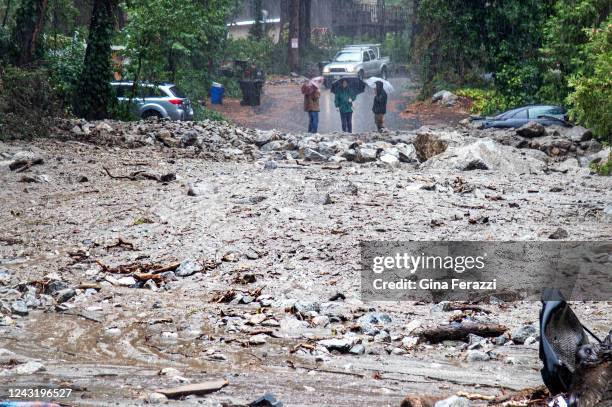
51,118,608,172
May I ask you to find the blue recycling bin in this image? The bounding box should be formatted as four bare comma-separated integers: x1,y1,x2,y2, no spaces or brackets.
211,82,225,105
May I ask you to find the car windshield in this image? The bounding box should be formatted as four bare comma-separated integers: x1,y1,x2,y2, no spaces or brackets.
495,108,522,119
169,86,186,98
334,52,361,62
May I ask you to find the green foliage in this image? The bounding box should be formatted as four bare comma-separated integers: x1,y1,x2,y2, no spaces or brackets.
44,31,86,105
223,36,288,74
455,88,511,116
412,0,609,135
75,0,115,120
0,67,62,139
120,0,231,84
382,30,411,65
193,103,228,122
589,151,612,175
566,17,612,139
0,26,11,64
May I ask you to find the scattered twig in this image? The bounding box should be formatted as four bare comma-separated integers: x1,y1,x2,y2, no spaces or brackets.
105,237,136,251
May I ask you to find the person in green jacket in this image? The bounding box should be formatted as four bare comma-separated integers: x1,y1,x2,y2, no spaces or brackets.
335,79,355,133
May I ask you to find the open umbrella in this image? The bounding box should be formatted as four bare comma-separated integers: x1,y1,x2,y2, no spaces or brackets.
365,77,394,94
330,77,366,96
301,76,325,96
309,76,324,88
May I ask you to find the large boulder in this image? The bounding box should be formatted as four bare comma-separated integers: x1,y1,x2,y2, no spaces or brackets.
432,90,458,106
563,126,593,143
422,138,548,173
414,133,450,161
517,121,546,138
395,143,418,163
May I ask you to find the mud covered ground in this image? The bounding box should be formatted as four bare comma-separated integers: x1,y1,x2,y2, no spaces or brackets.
0,125,611,406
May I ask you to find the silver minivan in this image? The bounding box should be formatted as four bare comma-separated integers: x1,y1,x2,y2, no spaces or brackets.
111,82,194,121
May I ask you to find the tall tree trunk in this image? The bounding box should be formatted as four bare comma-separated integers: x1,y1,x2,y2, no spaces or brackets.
288,0,300,72
2,0,12,28
280,0,289,28
298,0,310,58
75,0,116,120
11,0,49,66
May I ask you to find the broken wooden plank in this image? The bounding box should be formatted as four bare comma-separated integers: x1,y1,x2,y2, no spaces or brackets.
155,379,228,398
418,322,507,343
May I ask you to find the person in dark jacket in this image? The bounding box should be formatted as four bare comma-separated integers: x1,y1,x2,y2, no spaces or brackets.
334,79,355,133
372,81,387,132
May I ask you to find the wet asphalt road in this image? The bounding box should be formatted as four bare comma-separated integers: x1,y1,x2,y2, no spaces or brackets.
211,77,416,133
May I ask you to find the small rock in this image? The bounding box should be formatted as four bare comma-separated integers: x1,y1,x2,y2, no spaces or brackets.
249,334,269,345
11,300,28,316
0,268,12,285
159,367,181,376
466,349,490,362
379,154,400,169
431,301,451,312
355,148,377,163
15,361,46,375
105,327,121,336
264,160,278,170
357,312,392,335
549,228,569,240
402,336,419,348
494,335,507,346
349,344,365,355
301,147,327,162
512,325,538,344
405,320,422,335
396,143,418,163
249,314,267,325
318,338,354,353
144,280,158,291
175,259,201,277
160,173,176,183
312,315,330,327
45,280,70,295
116,276,137,287
54,288,76,304
147,392,168,404
294,301,320,314
434,396,471,407
374,330,391,343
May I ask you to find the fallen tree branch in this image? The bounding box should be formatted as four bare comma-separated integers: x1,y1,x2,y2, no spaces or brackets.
418,322,507,343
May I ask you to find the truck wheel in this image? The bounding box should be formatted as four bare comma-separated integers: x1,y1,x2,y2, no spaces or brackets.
358,70,365,81
381,67,388,80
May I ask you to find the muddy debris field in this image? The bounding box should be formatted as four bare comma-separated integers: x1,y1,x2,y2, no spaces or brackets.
0,119,611,406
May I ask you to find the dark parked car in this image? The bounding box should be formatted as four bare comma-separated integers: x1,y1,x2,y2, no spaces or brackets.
475,105,569,129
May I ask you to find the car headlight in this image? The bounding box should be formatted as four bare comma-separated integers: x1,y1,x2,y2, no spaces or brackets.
323,67,330,73
346,66,354,73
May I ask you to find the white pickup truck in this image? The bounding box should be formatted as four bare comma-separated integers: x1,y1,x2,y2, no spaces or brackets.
322,44,390,86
